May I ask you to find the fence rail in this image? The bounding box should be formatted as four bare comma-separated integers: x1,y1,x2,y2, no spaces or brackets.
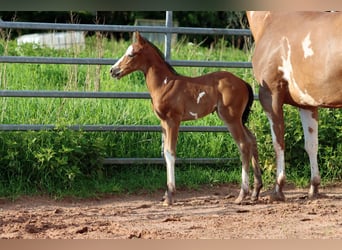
0,11,253,165
0,21,251,35
0,56,252,68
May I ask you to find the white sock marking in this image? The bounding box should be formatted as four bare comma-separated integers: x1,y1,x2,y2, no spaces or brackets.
299,108,319,181
266,112,285,188
165,150,175,191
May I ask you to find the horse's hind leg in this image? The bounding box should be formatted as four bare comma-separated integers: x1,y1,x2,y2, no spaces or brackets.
225,121,251,203
160,119,180,206
259,87,286,202
245,128,263,201
223,119,262,203
299,108,320,198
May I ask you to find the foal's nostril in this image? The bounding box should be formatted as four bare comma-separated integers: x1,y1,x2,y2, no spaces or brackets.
110,67,121,78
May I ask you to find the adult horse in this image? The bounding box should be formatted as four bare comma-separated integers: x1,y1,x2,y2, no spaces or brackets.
110,31,262,205
247,11,342,201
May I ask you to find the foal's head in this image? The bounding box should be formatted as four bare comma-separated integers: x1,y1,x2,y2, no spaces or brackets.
110,31,151,79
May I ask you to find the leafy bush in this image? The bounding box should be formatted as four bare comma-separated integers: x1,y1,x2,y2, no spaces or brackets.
0,129,105,197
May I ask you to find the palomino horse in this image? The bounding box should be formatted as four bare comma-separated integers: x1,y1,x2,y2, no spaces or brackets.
247,11,342,201
110,31,262,205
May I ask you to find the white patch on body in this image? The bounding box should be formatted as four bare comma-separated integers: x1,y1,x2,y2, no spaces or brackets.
164,150,175,191
196,91,206,104
189,111,198,119
163,77,168,84
278,37,292,83
278,37,320,106
302,33,314,59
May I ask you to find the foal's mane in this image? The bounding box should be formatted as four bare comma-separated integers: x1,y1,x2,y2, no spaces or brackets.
143,37,179,75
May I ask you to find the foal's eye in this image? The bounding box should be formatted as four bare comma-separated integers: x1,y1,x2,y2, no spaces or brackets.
128,53,134,58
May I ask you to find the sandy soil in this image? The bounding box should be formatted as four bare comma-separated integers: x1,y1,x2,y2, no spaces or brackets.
0,183,341,239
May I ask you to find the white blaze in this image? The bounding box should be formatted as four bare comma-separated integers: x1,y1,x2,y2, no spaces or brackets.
112,45,133,68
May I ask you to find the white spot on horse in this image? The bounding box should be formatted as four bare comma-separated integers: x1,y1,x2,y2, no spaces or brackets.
278,37,320,106
197,91,206,104
278,37,293,83
163,77,168,84
302,33,314,59
299,89,321,106
189,111,198,119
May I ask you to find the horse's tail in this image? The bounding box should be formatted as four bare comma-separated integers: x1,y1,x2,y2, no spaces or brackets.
242,82,254,125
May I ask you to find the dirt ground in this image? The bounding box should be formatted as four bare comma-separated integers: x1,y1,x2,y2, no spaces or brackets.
0,183,341,239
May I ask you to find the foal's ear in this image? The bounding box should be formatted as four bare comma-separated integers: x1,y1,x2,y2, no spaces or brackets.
134,31,145,45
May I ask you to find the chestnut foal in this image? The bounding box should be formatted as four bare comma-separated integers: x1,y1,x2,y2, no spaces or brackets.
110,31,262,205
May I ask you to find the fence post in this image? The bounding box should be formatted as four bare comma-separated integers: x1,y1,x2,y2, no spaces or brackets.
164,11,173,60
161,11,173,158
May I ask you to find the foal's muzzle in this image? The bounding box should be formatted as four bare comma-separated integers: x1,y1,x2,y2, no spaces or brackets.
110,67,122,79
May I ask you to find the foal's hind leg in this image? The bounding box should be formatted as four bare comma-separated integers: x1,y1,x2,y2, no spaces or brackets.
245,128,263,201
160,119,180,206
224,120,262,203
225,121,252,203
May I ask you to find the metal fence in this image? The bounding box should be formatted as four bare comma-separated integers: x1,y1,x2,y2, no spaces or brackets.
0,11,253,165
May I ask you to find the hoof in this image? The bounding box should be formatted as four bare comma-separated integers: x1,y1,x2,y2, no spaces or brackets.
251,193,259,202
162,190,174,206
234,196,244,205
234,189,248,204
251,184,262,202
308,184,319,199
269,190,285,202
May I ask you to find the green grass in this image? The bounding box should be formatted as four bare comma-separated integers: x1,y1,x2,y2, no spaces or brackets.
0,35,341,199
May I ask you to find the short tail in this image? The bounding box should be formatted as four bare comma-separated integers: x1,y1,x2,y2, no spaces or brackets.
242,82,254,125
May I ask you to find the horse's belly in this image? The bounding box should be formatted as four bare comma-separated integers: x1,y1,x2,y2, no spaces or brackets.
287,80,342,107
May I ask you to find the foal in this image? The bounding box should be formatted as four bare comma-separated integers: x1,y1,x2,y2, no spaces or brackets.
110,31,262,205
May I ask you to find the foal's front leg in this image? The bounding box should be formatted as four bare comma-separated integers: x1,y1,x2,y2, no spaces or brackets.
160,120,180,206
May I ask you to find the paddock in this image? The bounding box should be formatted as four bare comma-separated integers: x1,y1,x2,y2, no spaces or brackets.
0,11,341,240
0,183,341,239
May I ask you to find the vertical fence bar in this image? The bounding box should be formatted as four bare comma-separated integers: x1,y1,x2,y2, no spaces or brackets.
164,11,173,60
161,11,173,158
